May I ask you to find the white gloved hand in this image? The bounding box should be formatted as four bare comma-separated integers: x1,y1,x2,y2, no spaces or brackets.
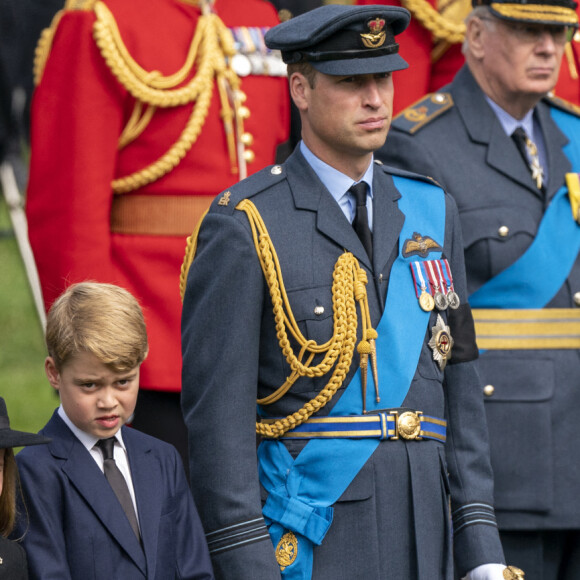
463,563,507,580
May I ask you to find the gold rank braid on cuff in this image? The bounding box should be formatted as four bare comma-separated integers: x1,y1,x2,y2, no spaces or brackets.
401,0,466,44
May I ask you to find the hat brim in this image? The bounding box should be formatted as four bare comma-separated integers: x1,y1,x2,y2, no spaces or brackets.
311,53,409,76
0,430,51,449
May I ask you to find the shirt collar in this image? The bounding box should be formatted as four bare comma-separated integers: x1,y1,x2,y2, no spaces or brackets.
300,140,374,205
58,405,126,453
484,96,535,138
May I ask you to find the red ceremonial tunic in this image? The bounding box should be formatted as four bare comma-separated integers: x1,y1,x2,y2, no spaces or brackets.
26,0,290,392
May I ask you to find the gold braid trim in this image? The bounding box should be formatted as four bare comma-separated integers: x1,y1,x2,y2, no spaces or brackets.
401,0,466,44
179,199,378,438
236,199,376,438
33,0,99,87
180,209,209,301
92,1,244,192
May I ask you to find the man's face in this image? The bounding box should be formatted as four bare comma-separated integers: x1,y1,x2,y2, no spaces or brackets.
477,17,567,106
45,352,140,439
294,70,394,171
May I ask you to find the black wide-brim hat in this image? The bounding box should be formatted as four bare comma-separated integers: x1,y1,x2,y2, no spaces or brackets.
473,0,578,27
264,4,411,76
0,397,50,448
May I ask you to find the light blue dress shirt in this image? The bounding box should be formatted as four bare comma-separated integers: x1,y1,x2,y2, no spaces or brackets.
300,140,375,231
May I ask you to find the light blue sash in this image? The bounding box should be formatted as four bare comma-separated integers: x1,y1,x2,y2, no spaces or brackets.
470,107,580,309
258,176,445,579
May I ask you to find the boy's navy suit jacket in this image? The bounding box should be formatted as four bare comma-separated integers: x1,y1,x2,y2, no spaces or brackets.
14,410,214,580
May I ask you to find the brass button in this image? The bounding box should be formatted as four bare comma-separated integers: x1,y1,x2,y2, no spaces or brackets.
483,384,495,397
498,226,509,238
574,292,580,307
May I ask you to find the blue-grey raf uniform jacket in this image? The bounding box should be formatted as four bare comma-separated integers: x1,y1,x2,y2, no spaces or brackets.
380,64,580,532
181,145,505,579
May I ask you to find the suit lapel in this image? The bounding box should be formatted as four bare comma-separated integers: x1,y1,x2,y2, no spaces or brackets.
454,66,544,199
285,149,373,269
536,100,571,201
124,428,162,580
46,415,147,574
371,166,405,277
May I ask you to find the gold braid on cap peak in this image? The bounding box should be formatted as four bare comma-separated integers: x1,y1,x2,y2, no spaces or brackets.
401,0,466,44
35,0,250,193
179,199,377,439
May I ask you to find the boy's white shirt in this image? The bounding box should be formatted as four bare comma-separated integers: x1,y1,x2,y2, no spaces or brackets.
57,405,140,524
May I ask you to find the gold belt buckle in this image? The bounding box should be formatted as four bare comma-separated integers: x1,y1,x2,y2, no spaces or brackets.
392,411,423,440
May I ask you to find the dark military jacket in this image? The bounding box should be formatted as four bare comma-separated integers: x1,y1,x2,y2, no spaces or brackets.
182,145,505,578
381,64,580,531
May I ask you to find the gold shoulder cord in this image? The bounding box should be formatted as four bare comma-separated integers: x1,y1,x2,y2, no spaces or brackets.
34,0,249,193
180,201,379,438
401,0,466,44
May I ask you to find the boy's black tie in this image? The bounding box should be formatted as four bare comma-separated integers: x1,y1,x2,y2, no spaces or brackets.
96,437,141,540
350,182,373,260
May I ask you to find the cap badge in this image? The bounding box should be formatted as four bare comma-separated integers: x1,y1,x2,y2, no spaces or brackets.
361,18,386,49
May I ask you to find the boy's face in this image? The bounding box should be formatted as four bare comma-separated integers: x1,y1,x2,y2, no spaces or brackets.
45,351,140,439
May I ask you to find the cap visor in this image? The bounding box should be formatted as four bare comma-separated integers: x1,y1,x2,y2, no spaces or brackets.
311,53,409,76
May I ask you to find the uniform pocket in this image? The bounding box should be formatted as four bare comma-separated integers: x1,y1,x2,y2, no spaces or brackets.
479,353,554,512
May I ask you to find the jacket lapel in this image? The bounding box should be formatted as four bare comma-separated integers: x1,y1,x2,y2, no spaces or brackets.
371,165,405,277
453,66,544,199
124,428,162,579
45,414,147,574
285,149,373,269
536,100,571,201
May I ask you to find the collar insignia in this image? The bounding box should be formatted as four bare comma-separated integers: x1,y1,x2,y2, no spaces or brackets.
361,18,386,48
218,191,231,206
403,232,443,258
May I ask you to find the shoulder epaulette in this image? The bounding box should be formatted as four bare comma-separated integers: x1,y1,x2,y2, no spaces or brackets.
375,159,444,190
33,0,98,86
391,92,454,135
544,93,580,118
211,164,288,216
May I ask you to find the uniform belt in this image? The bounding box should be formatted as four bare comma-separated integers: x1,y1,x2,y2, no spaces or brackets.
472,308,580,349
261,411,446,442
110,194,213,237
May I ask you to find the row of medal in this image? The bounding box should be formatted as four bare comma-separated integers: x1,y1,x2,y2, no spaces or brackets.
230,26,287,77
410,258,461,312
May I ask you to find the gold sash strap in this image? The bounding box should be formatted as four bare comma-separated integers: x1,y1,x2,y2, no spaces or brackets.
473,308,580,349
110,194,213,236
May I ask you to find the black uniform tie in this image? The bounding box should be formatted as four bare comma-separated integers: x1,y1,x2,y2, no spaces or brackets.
96,437,140,540
511,126,544,190
350,182,373,260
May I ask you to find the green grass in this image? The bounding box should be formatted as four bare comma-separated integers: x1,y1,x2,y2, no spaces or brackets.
0,191,56,437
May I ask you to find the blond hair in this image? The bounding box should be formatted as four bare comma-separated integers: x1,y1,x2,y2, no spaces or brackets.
46,282,148,372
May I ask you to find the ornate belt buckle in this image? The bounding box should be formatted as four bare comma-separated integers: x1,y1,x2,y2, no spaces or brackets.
394,411,423,440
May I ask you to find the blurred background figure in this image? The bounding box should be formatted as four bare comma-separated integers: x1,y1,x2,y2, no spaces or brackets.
0,396,49,580
23,0,290,471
